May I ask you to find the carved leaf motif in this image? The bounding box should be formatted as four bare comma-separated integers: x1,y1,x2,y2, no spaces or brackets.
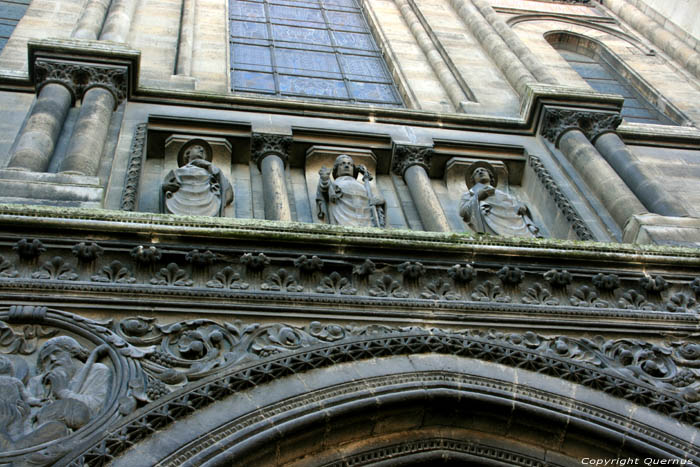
420,278,459,300
72,242,104,262
471,280,511,303
447,264,475,283
294,255,324,272
150,263,193,287
91,260,136,284
666,293,698,313
543,269,572,287
316,272,357,295
0,256,18,278
353,259,376,277
0,320,57,355
569,286,608,308
369,274,408,298
617,289,655,311
397,261,425,279
186,249,217,266
262,268,303,292
592,273,620,291
640,275,669,293
690,278,700,296
131,245,162,264
522,283,559,306
13,238,45,260
497,266,524,285
206,266,249,289
240,252,270,271
31,256,78,280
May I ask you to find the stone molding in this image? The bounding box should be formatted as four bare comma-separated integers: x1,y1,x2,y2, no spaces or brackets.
541,107,622,145
51,313,700,465
0,238,699,320
529,155,595,240
250,132,292,168
120,123,147,211
391,144,434,177
34,58,128,107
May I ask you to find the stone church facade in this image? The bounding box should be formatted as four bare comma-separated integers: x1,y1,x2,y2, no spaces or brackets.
0,0,699,464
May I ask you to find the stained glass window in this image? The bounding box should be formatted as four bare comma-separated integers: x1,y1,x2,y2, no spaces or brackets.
0,0,29,53
555,47,673,125
229,0,402,106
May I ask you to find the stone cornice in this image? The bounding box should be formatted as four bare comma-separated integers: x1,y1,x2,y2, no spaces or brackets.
0,204,698,262
540,107,622,145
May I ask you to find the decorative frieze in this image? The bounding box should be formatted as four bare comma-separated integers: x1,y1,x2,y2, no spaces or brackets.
0,238,699,318
3,309,687,465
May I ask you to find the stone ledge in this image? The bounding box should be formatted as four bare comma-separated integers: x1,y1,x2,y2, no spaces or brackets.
623,214,700,246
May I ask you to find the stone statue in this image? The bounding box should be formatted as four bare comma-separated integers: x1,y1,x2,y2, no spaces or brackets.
316,155,385,228
162,139,233,217
459,162,541,238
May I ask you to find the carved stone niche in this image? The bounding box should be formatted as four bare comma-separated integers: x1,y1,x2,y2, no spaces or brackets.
304,146,379,225
0,306,131,466
162,135,234,216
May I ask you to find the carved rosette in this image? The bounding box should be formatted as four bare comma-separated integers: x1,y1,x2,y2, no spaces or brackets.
34,58,128,108
541,108,621,145
250,133,292,169
391,145,434,177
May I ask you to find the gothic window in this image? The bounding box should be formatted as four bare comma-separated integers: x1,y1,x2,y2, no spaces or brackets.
0,0,29,52
549,34,676,125
229,0,402,106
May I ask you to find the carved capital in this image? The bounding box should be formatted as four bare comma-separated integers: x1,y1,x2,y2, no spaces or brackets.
34,58,128,107
541,108,621,145
251,133,292,168
391,145,434,177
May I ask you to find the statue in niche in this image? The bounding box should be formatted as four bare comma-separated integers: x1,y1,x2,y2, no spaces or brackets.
162,139,233,217
0,337,112,451
316,154,386,228
459,162,542,238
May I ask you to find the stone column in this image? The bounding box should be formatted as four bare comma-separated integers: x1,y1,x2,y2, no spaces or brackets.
251,133,293,222
72,0,112,40
175,0,196,76
603,0,700,80
541,109,646,230
6,83,73,172
394,0,472,109
392,145,451,232
471,0,558,85
59,87,116,175
594,132,688,217
99,0,138,42
449,0,535,97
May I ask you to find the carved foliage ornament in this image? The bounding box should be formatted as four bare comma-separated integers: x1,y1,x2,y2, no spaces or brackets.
541,108,621,145
34,58,128,106
391,145,433,177
64,315,700,466
250,133,292,168
0,307,697,464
